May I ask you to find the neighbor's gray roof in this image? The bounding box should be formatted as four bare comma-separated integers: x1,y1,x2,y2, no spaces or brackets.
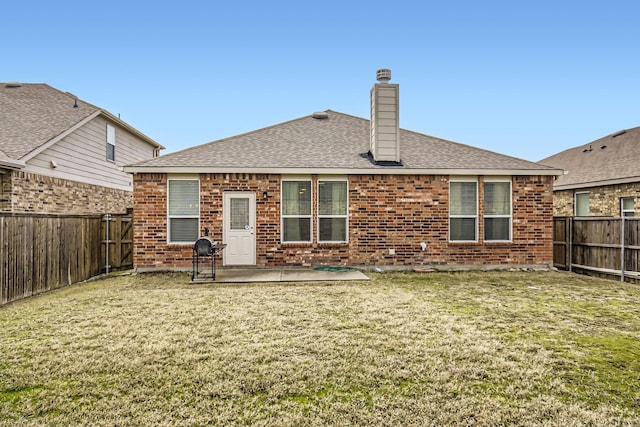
126,110,560,175
0,83,162,164
539,126,640,190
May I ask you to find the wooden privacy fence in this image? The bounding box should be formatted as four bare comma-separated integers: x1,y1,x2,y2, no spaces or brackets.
1,212,133,305
554,216,640,282
102,213,133,274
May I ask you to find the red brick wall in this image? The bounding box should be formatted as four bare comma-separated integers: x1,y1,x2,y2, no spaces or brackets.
132,173,554,269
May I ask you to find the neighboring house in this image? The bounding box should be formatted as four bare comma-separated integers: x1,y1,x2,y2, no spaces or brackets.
124,70,561,270
0,83,163,214
539,127,640,217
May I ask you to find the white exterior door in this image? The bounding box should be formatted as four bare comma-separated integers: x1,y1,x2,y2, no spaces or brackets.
223,192,256,266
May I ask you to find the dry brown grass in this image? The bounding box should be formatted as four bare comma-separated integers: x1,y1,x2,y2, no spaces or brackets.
1,270,639,426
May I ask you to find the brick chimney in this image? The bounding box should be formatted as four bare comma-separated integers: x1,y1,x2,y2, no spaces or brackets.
370,69,400,163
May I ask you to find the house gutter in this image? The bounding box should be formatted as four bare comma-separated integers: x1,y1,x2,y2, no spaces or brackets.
0,158,25,170
554,175,640,191
123,166,564,176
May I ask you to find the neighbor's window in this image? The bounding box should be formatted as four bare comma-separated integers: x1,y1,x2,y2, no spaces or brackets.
622,197,635,217
575,192,590,216
168,179,199,243
484,180,512,241
106,124,116,162
450,179,478,241
318,179,348,242
282,179,312,242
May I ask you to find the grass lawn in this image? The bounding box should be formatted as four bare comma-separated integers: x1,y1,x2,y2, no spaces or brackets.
1,270,639,426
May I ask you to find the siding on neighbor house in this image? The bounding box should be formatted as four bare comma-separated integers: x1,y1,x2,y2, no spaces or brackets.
553,182,640,216
26,116,155,192
132,173,554,269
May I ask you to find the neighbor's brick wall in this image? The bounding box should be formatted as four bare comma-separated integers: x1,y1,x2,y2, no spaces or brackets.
6,171,132,214
554,183,640,216
133,173,554,269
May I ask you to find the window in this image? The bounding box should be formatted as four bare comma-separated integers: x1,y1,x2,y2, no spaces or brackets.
106,124,116,162
282,179,312,242
318,179,348,242
484,180,512,241
575,192,590,216
168,178,199,243
450,179,478,241
622,197,635,217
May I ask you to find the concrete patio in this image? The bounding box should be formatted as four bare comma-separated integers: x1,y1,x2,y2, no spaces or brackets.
191,267,370,283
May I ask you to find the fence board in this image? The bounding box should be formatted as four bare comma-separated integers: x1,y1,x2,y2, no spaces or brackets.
101,214,133,272
0,212,129,305
553,217,569,269
554,216,640,283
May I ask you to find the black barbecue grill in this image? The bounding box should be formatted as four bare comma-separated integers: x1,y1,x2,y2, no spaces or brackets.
191,230,226,281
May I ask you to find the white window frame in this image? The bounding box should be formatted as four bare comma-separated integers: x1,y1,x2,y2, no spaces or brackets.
575,192,590,217
621,197,635,217
317,177,349,243
449,176,478,242
483,177,512,242
106,124,116,162
167,175,200,244
281,176,312,243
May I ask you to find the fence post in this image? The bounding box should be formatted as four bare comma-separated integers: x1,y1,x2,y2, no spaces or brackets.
621,213,625,282
568,216,573,272
104,214,111,274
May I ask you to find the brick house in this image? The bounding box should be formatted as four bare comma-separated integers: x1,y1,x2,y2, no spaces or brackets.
0,83,163,214
125,70,561,271
539,127,640,217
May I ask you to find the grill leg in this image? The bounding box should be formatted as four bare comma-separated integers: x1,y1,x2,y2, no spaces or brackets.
212,249,216,280
192,251,196,281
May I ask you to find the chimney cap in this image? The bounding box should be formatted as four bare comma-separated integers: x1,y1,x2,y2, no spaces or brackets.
376,69,391,83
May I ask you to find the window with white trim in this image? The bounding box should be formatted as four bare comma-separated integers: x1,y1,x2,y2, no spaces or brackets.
575,192,590,216
449,178,478,241
318,179,348,242
622,197,635,217
282,179,312,242
167,178,199,243
484,179,512,241
106,124,116,162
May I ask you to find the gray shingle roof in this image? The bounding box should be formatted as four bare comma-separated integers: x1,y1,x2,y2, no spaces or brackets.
0,83,100,159
127,110,558,174
539,126,640,189
0,83,162,162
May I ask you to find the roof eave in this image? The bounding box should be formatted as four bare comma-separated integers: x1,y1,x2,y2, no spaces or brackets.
554,175,640,191
0,158,26,170
124,166,563,176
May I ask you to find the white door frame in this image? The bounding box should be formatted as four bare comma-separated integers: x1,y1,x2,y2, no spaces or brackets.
223,191,256,266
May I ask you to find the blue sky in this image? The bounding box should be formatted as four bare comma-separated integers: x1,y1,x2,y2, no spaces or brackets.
3,1,639,162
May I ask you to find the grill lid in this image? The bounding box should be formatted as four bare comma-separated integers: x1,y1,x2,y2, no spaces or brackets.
194,236,215,256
